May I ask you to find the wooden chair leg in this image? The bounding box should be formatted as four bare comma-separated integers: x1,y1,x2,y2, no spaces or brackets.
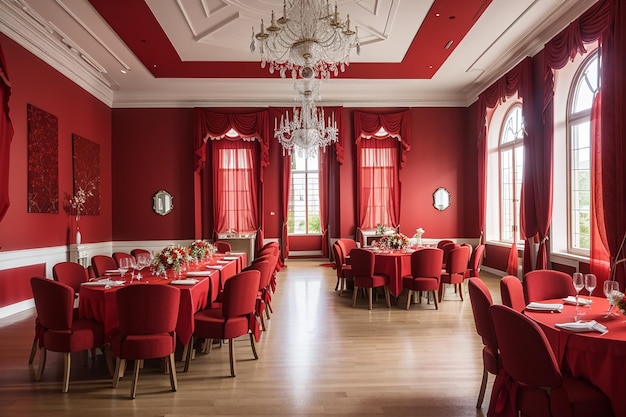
35,348,46,381
406,289,412,310
184,337,194,372
438,283,444,302
168,353,178,392
476,366,488,408
249,333,258,359
62,352,71,393
29,336,38,364
228,338,236,377
459,283,464,301
335,277,340,291
112,357,124,387
367,288,373,310
130,358,141,399
351,286,359,307
432,290,439,310
384,286,391,308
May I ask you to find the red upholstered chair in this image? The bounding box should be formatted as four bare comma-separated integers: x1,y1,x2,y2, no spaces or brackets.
332,242,353,295
185,270,261,376
130,248,150,260
465,244,485,278
436,239,454,249
438,245,471,302
257,244,281,292
350,248,391,310
467,278,500,409
402,248,444,310
251,253,278,315
91,255,118,277
244,259,272,331
113,252,134,268
214,241,232,253
30,277,104,393
500,275,526,312
523,269,576,303
337,238,358,264
489,304,614,417
52,262,88,295
111,284,181,399
441,242,460,268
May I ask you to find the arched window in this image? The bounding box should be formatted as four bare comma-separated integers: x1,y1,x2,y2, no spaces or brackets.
567,51,599,254
499,104,524,243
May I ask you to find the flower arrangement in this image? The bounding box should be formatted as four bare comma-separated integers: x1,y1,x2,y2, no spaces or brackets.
152,244,190,275
188,239,217,261
66,187,93,222
376,232,410,250
608,290,626,314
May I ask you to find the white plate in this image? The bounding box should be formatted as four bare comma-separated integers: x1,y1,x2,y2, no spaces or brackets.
170,279,198,285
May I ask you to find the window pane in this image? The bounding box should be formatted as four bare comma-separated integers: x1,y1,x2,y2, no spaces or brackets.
499,104,523,243
288,156,320,235
572,55,599,113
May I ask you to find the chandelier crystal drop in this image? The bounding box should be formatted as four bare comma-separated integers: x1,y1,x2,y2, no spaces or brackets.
275,79,338,158
251,0,360,79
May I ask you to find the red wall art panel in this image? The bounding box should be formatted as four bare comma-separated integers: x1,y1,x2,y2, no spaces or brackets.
27,104,58,213
72,134,100,215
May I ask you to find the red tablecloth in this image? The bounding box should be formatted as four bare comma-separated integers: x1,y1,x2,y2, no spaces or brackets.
79,275,209,345
203,259,238,302
525,297,626,417
372,250,413,297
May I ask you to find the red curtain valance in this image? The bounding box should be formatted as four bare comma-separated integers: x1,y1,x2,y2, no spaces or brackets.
353,110,411,166
194,109,269,174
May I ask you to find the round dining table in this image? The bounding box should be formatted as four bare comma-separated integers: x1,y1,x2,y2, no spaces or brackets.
369,248,415,297
525,296,626,417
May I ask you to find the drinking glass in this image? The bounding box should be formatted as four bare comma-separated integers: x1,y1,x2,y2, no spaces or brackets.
584,273,596,308
129,258,140,281
603,280,620,317
572,272,584,320
118,257,129,278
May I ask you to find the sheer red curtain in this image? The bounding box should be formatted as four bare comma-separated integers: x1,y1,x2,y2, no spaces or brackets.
319,149,330,257
194,110,269,240
0,45,13,223
212,139,258,236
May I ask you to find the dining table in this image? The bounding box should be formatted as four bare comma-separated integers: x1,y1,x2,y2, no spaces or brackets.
369,248,414,297
525,296,626,417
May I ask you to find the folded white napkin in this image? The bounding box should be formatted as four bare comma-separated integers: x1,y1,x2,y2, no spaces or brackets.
170,279,198,285
229,252,245,255
206,265,223,270
185,271,213,277
562,296,593,306
216,260,230,265
104,269,121,275
526,302,564,312
223,256,239,260
555,320,608,333
82,279,125,287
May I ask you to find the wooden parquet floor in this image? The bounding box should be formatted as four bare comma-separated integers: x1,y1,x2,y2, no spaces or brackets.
0,259,502,417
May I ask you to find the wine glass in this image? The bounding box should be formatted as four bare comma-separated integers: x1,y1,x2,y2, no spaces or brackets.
584,273,596,308
129,257,140,281
118,257,129,278
603,280,620,317
572,272,584,320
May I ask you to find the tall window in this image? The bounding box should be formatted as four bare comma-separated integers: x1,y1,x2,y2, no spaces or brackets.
568,52,599,253
288,151,320,234
499,104,524,243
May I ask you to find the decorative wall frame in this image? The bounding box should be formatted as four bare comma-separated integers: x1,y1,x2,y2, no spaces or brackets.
27,104,58,213
72,134,100,215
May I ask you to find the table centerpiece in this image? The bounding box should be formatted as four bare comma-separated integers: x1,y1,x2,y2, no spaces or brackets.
152,244,190,278
188,239,217,267
377,232,410,251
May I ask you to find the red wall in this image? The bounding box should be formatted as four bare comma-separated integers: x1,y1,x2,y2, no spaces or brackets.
0,34,112,251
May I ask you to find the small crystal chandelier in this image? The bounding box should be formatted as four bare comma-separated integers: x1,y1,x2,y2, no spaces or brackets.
251,0,360,79
275,77,338,158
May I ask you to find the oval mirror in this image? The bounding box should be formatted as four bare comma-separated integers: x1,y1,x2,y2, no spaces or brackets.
433,187,450,211
153,190,173,216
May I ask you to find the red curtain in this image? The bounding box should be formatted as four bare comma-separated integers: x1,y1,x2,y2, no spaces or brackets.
281,152,291,261
194,110,268,240
540,0,617,286
0,45,13,223
354,110,411,166
211,140,258,236
319,149,330,257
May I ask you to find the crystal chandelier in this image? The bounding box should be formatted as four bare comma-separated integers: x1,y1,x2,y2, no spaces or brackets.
250,0,360,79
275,78,338,158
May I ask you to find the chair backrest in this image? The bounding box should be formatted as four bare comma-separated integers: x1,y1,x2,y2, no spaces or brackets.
30,277,74,331
113,252,134,268
523,269,576,303
337,238,358,254
410,248,444,280
442,242,460,265
331,243,346,278
468,278,498,353
467,244,485,276
437,239,454,249
222,270,261,319
500,275,526,312
490,304,562,388
52,262,88,293
115,284,180,335
130,248,150,260
244,260,272,290
91,255,118,277
252,253,277,275
214,241,232,253
446,246,470,274
349,248,375,278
